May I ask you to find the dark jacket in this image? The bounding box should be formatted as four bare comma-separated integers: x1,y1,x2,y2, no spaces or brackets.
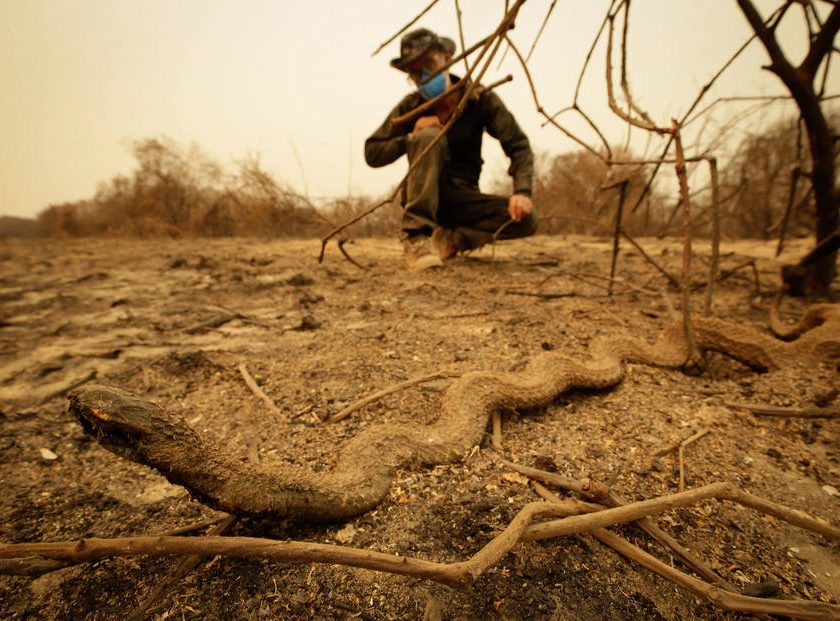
364,79,534,196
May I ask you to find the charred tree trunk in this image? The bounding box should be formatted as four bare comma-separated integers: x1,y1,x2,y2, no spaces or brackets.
737,0,840,296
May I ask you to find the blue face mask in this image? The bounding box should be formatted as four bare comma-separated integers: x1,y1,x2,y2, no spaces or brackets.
418,71,447,100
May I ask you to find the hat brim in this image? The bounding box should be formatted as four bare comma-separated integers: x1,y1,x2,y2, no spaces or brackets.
390,36,456,71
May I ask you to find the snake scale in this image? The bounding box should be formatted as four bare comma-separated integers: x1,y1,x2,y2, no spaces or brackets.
69,305,840,522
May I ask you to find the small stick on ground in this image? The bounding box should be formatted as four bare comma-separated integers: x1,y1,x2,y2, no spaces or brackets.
504,290,576,299
127,515,236,621
184,313,236,334
330,370,460,423
529,480,605,513
238,363,282,418
491,410,502,449
183,305,272,334
0,558,72,577
430,311,491,320
690,259,758,291
725,402,840,419
540,270,659,296
499,459,606,499
291,403,317,420
337,238,368,270
655,427,709,458
160,516,230,537
678,428,710,492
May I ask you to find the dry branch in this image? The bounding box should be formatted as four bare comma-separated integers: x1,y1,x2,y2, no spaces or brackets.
592,528,838,621
508,460,738,592
540,269,659,296
724,401,840,419
627,5,784,216
318,198,392,262
605,10,664,133
671,121,700,369
538,212,679,288
4,484,837,617
0,500,589,589
704,157,721,316
238,362,282,417
678,428,710,492
525,0,558,62
454,0,469,75
329,370,460,423
690,259,757,292
337,238,368,270
504,35,607,157
522,481,840,542
607,180,628,296
370,0,442,57
618,0,652,125
503,290,575,300
160,516,230,537
491,410,502,449
0,558,72,577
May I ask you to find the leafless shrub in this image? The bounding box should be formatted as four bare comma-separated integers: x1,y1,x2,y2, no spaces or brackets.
0,216,38,238
34,137,383,239
716,111,839,241
36,201,97,237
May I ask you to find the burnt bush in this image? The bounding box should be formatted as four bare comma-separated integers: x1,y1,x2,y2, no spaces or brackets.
35,137,392,239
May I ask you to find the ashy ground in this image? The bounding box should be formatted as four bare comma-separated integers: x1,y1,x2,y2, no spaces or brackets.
0,235,838,620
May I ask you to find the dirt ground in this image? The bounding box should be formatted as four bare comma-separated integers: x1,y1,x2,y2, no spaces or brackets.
1,234,838,620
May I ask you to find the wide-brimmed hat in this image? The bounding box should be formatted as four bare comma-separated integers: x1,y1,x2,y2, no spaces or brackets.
390,28,456,71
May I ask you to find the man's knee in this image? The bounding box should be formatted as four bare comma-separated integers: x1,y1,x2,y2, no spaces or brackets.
519,208,539,237
407,127,448,166
497,207,538,242
408,126,443,146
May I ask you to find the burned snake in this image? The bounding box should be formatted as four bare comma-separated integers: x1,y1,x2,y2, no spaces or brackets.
70,305,840,521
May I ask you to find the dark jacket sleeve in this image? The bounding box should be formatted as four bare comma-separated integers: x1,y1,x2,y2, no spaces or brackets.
364,97,415,168
481,91,534,196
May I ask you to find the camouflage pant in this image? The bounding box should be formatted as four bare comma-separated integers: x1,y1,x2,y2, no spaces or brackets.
402,127,538,250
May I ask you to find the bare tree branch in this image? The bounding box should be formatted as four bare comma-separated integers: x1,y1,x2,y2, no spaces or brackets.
371,0,443,57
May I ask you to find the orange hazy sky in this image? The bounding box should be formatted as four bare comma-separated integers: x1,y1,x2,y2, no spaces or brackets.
1,0,837,218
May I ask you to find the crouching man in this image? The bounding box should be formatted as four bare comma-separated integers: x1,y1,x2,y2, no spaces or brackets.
365,28,538,271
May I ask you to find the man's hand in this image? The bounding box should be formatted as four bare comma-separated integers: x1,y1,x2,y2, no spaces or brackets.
508,194,533,222
410,115,442,138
